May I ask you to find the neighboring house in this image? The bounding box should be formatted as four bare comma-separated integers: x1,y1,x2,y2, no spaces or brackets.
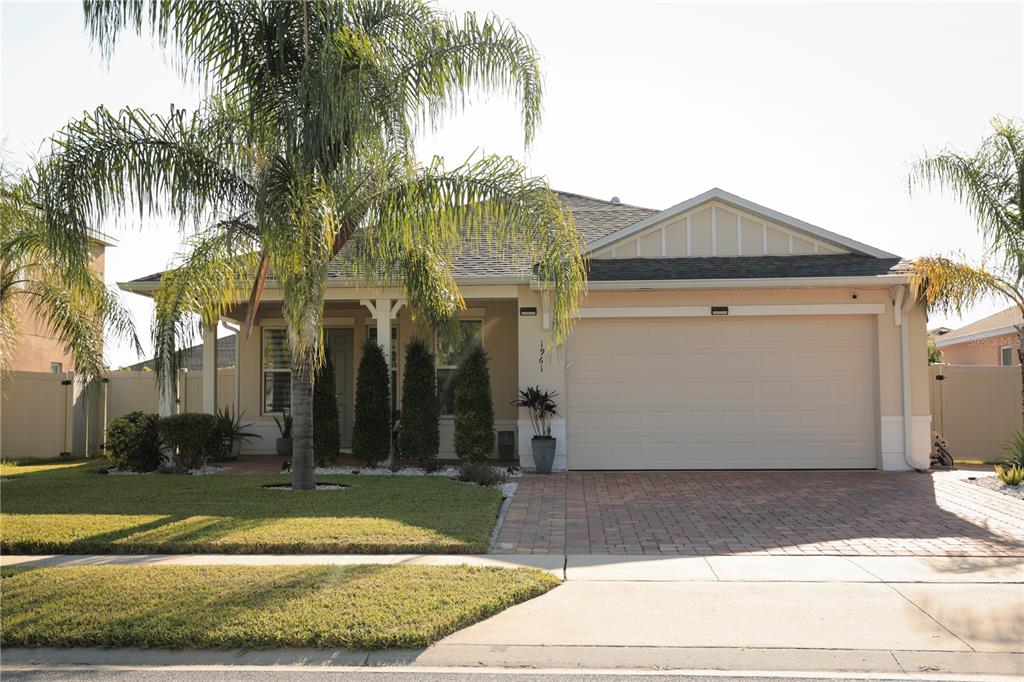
124,334,237,372
119,188,932,471
934,306,1023,367
9,231,117,374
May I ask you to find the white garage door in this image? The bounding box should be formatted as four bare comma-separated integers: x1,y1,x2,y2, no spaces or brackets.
566,316,878,469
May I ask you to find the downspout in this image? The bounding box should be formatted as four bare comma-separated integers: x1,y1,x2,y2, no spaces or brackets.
898,284,924,471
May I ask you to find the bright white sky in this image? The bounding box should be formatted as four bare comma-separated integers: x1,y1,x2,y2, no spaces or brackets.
2,1,1022,368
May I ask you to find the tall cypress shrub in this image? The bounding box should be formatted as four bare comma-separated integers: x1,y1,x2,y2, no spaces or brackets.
352,339,391,466
453,344,494,462
312,347,340,465
399,337,440,467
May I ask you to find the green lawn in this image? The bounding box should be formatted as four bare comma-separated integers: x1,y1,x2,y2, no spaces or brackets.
0,461,503,554
1,564,558,650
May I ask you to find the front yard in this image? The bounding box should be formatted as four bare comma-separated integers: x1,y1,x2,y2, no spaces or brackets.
0,461,503,554
1,564,558,650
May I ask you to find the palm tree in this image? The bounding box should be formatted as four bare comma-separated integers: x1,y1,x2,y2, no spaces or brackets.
909,256,1023,419
909,117,1023,278
37,1,585,489
909,118,1023,425
1,168,139,384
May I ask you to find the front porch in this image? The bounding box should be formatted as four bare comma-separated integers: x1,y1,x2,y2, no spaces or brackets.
173,286,550,464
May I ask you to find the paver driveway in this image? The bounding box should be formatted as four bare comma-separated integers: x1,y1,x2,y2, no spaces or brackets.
495,469,1024,556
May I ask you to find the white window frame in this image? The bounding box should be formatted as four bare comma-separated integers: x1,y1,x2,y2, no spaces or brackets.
261,326,291,415
436,318,484,416
1001,345,1014,367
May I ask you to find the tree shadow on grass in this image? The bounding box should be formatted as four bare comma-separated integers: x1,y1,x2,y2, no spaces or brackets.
0,464,500,553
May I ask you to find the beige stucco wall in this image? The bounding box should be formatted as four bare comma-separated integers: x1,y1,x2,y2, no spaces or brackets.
8,243,106,373
940,335,1020,366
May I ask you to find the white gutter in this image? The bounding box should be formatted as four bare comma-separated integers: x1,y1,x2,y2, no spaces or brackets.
563,274,911,291
897,284,922,471
118,275,531,298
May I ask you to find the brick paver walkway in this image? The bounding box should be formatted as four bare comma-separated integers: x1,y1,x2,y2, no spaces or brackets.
494,470,1024,556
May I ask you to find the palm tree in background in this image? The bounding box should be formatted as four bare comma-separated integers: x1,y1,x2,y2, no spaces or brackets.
1,168,139,384
908,118,1023,423
909,117,1023,277
37,1,586,489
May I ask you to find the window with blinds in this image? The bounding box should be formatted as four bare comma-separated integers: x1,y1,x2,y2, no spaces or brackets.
437,319,483,415
262,328,291,414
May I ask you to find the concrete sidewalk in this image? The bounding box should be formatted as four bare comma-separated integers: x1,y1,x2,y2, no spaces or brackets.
3,553,1022,677
4,553,1022,582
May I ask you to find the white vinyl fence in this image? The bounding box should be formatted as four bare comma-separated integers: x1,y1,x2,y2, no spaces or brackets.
1,368,235,460
930,364,1023,462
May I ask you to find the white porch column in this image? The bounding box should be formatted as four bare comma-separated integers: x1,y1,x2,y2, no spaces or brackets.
361,298,404,463
202,323,219,414
360,298,404,370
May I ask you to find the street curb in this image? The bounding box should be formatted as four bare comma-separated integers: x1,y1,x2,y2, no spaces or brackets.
2,645,1022,677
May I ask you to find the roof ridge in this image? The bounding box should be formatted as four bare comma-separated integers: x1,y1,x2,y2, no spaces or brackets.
555,189,660,212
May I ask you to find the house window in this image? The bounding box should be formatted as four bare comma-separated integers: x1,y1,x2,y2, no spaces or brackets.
437,319,483,415
1002,346,1014,367
367,326,399,411
50,362,62,374
262,328,290,414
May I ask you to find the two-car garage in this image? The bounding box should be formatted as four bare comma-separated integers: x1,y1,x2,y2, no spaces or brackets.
565,315,879,470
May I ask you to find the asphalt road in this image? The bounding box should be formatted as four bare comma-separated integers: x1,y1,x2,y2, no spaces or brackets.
0,671,973,682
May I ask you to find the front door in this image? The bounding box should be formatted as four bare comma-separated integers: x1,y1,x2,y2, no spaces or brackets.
328,328,354,449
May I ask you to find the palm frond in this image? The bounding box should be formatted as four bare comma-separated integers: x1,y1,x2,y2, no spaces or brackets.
910,117,1024,279
38,102,256,252
353,153,585,342
152,221,261,387
909,255,1023,316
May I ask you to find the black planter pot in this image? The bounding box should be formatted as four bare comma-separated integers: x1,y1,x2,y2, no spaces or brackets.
276,437,292,458
531,436,556,474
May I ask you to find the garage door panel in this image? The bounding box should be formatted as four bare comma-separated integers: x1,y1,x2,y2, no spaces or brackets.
567,316,877,470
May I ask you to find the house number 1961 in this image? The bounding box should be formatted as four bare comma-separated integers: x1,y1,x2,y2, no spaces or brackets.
538,340,545,373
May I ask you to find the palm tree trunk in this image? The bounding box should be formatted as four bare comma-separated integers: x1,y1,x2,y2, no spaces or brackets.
1018,327,1024,427
291,358,315,490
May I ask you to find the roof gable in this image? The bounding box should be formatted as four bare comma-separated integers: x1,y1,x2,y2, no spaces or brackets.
587,188,897,260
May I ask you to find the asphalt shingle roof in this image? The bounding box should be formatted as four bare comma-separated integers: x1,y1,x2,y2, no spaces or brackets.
939,305,1023,342
586,255,910,281
127,192,904,286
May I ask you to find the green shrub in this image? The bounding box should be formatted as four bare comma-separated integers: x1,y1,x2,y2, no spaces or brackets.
453,344,494,463
104,412,161,472
399,338,440,467
352,339,391,467
159,413,220,471
313,348,341,465
458,462,507,487
999,431,1024,468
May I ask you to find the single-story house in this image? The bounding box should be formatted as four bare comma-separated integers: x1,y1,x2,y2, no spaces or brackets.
934,306,1022,367
124,334,237,372
119,188,932,471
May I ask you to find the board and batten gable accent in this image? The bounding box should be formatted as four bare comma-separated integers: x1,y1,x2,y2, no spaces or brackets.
594,201,850,260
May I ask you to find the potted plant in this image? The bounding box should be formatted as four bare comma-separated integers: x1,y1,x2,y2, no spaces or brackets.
274,410,293,458
215,407,257,460
512,386,558,474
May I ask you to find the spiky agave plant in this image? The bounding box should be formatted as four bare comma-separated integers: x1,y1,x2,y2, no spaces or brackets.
37,1,585,490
